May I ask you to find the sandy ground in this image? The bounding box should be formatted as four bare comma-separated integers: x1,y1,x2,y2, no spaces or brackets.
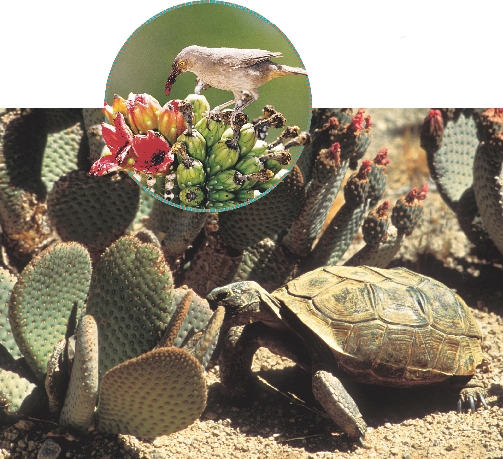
2,109,503,459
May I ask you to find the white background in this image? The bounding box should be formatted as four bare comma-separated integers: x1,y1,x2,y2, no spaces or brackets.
1,0,501,107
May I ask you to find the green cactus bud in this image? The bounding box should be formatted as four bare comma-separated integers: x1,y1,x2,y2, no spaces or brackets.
179,186,205,207
207,200,239,209
222,123,257,156
208,190,235,202
235,189,260,202
236,155,263,175
343,160,371,209
256,168,289,191
176,129,207,162
206,170,243,191
247,139,268,157
176,159,206,189
194,116,227,149
184,94,210,125
206,140,240,175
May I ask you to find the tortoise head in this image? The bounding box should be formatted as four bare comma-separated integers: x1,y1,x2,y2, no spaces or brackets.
207,281,280,325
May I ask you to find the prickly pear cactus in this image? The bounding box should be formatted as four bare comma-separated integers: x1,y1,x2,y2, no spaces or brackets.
0,108,429,442
90,93,307,210
8,242,92,382
421,108,503,261
0,235,223,438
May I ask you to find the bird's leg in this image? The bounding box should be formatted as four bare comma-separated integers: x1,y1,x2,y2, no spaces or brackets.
233,90,256,112
177,100,194,136
225,111,248,150
194,78,211,94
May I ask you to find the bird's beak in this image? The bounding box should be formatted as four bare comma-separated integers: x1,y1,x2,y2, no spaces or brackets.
165,66,181,96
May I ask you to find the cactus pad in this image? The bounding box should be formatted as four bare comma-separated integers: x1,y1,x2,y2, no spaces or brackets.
423,111,478,211
8,242,92,381
0,267,20,359
219,165,305,250
169,286,213,348
96,347,207,438
59,314,99,431
86,236,174,382
47,171,140,253
41,121,84,192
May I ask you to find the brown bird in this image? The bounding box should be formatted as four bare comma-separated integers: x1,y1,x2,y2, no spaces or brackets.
165,45,307,112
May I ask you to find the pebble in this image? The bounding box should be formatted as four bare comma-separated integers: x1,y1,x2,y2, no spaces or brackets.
37,439,61,459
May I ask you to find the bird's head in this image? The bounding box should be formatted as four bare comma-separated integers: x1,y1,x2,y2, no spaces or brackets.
165,46,197,96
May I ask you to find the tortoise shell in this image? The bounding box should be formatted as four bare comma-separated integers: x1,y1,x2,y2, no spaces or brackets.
273,265,484,386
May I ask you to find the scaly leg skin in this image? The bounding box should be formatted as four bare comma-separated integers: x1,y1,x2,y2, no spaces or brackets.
312,370,367,442
219,322,311,399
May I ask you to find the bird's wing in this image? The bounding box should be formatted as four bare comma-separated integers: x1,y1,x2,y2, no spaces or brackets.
213,48,283,69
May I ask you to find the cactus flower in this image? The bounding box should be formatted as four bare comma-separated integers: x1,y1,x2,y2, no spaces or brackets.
132,131,174,174
125,93,162,134
158,100,188,145
90,113,134,176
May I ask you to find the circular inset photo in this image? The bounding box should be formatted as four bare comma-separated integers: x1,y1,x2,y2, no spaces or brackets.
93,1,311,211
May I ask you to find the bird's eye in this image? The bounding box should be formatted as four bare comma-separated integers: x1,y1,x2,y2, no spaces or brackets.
179,61,186,67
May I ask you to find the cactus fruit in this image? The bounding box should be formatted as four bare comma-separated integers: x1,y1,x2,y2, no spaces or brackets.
91,93,306,210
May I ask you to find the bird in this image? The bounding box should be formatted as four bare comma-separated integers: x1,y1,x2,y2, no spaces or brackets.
165,45,307,113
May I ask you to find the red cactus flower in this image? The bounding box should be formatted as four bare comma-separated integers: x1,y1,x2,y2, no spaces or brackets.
417,183,428,200
132,130,174,174
374,148,390,166
425,110,444,137
328,142,341,164
350,110,366,132
376,200,390,217
125,93,162,134
359,159,372,176
157,100,188,145
89,113,134,176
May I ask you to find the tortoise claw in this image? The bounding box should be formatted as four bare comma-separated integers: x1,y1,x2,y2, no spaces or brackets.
479,393,488,409
469,395,476,413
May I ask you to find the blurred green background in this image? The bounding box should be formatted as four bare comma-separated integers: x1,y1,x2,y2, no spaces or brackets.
105,2,311,138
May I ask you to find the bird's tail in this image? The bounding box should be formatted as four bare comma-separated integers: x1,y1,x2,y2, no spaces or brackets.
276,64,308,76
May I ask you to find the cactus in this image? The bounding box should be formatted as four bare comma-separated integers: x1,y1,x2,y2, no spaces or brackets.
91,93,307,210
0,108,427,440
178,109,426,296
0,236,222,438
421,108,503,261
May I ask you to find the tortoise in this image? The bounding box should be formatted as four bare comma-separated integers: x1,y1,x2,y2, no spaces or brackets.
207,265,487,441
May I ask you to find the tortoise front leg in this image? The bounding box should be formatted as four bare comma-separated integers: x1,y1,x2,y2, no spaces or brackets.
219,322,310,399
312,370,367,441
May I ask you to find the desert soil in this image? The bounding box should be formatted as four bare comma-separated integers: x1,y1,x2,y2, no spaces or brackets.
2,108,503,459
